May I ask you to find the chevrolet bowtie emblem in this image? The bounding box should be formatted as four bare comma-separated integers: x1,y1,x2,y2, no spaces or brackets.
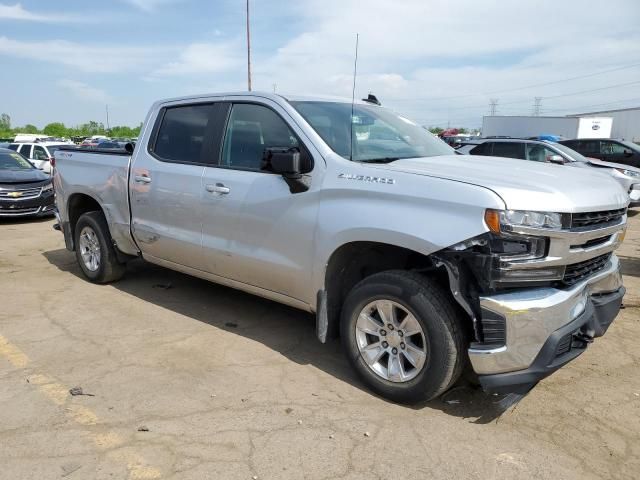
7,191,23,198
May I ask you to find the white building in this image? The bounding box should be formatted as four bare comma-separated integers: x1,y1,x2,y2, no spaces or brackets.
568,107,640,142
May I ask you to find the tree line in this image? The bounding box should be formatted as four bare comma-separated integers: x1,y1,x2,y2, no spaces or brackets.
0,113,142,140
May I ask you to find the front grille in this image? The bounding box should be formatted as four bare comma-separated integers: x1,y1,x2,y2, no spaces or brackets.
0,206,40,215
571,208,626,229
561,253,611,287
0,186,42,200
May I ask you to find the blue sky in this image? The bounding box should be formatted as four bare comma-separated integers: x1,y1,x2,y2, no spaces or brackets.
1,0,640,129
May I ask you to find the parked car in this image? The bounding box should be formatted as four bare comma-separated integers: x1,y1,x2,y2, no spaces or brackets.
8,142,68,175
559,139,640,168
459,138,640,207
0,148,55,217
54,92,627,403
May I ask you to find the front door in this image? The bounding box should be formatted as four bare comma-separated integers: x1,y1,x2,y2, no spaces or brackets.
201,101,320,302
130,102,224,269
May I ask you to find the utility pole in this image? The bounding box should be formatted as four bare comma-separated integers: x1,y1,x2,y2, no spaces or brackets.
246,0,252,91
489,98,498,116
272,83,277,93
105,105,110,131
532,97,542,116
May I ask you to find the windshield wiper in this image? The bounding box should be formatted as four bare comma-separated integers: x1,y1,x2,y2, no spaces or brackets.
359,157,401,163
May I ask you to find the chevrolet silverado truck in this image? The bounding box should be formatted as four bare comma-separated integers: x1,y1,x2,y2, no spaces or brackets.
53,92,628,403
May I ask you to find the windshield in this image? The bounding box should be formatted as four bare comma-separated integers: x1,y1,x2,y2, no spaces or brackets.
551,143,590,162
290,101,454,162
0,151,35,170
620,140,640,152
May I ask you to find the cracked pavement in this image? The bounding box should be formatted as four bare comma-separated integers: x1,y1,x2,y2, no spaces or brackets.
1,213,639,479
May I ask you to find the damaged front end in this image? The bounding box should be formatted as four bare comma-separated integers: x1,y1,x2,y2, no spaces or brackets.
433,208,626,394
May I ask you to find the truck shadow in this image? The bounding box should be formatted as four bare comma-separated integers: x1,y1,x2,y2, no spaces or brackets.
43,248,514,423
619,255,640,278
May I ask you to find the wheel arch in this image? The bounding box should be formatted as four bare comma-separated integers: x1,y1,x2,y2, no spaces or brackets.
66,193,105,250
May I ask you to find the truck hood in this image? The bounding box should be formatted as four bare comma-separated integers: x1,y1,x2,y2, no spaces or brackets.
374,155,628,212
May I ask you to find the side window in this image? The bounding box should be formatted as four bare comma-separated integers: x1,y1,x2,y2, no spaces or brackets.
525,144,560,162
221,103,301,171
492,142,525,159
469,143,491,155
19,144,32,157
600,141,626,155
578,140,598,154
7,144,19,151
152,104,216,164
32,145,48,160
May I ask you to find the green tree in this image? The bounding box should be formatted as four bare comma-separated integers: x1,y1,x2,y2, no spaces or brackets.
0,113,10,131
428,127,444,135
21,124,40,134
43,122,67,137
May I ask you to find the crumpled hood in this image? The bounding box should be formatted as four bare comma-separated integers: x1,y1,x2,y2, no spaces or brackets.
374,155,629,212
584,157,640,174
0,168,49,184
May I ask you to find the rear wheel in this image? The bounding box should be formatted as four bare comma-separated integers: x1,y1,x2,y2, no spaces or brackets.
74,211,126,283
341,270,465,403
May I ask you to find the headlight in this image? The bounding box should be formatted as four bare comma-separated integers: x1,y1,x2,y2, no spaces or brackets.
485,209,565,233
615,168,640,178
42,183,54,192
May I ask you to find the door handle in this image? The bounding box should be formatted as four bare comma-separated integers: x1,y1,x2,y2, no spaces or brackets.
205,183,230,194
134,175,152,184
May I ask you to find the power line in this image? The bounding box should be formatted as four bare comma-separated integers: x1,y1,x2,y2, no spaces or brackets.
386,60,640,102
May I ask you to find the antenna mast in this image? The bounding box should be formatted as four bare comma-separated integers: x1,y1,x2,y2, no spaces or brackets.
349,33,359,161
246,0,252,91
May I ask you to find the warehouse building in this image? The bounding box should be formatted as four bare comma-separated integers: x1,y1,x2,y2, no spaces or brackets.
568,107,640,142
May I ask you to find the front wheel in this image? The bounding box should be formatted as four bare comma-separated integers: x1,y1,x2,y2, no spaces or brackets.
74,211,126,283
341,271,465,403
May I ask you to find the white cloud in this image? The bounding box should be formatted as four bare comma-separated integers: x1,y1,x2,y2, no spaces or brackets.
0,2,79,22
57,80,111,103
0,36,165,73
122,0,177,11
152,41,243,76
251,0,640,126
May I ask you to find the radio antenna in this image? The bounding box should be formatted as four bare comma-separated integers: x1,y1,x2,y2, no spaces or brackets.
349,33,359,161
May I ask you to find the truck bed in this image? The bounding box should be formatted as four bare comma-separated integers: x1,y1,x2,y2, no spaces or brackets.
54,147,139,256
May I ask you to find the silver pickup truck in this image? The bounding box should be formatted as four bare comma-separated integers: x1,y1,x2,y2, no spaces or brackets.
54,92,628,403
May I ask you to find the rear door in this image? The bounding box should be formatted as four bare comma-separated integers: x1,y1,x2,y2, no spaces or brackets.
200,100,320,302
130,102,225,269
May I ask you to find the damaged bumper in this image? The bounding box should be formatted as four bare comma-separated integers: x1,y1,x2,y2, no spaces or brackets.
469,254,624,394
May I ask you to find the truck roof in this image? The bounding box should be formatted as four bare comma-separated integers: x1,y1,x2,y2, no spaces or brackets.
153,91,373,107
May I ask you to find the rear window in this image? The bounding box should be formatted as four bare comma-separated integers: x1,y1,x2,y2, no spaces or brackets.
491,142,525,160
152,104,215,164
469,143,491,155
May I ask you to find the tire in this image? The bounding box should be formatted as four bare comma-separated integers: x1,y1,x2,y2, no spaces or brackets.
74,211,126,283
340,270,465,403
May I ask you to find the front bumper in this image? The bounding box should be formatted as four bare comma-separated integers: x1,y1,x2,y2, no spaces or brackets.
469,254,624,393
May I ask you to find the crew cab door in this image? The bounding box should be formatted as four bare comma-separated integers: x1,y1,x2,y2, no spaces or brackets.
200,100,321,303
130,102,226,269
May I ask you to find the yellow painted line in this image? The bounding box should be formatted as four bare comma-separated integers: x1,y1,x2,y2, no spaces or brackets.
0,334,29,368
0,333,161,479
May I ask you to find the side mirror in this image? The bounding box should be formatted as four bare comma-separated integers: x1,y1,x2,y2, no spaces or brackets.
262,147,309,193
262,147,301,175
547,154,565,164
623,149,633,157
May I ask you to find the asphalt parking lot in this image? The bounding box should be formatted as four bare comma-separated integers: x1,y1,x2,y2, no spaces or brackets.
1,213,639,480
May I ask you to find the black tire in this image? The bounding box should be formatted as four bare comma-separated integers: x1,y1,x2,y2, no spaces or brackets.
340,270,466,403
74,211,126,283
